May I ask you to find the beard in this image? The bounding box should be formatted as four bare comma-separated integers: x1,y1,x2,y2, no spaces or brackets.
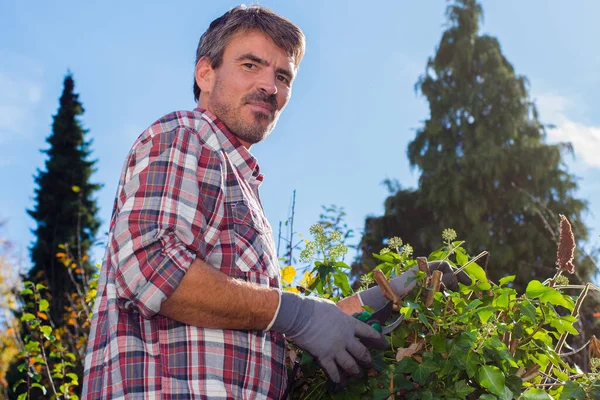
210,78,280,145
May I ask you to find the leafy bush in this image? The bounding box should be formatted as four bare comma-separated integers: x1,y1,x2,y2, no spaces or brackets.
283,217,600,399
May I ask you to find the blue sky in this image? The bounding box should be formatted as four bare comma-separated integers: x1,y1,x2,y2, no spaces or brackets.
1,1,599,271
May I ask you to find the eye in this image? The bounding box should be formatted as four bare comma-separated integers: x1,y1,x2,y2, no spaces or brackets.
243,63,256,70
277,75,290,85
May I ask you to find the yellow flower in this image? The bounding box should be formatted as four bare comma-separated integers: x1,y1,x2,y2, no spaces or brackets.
281,266,296,285
301,271,315,287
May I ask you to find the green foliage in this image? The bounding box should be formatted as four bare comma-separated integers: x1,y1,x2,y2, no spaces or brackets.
13,282,80,399
357,0,596,308
287,226,600,399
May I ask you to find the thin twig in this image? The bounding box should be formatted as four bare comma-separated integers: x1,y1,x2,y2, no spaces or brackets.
453,251,489,275
559,338,592,356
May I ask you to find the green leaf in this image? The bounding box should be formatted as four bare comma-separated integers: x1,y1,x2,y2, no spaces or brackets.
477,365,505,396
505,375,523,395
35,283,48,291
502,386,514,400
526,281,573,309
17,393,27,400
493,291,510,309
333,271,353,297
411,360,439,385
40,325,52,338
465,299,483,312
552,368,569,382
371,387,392,400
67,372,79,383
334,261,351,269
31,383,47,395
561,381,585,399
12,379,25,392
393,372,414,391
478,395,497,400
499,275,515,286
21,313,36,322
429,334,447,353
39,299,50,312
20,288,33,295
454,380,475,397
465,261,491,290
549,316,579,335
519,300,537,323
522,388,552,399
478,307,495,324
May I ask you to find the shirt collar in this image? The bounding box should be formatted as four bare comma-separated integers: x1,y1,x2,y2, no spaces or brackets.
193,108,263,186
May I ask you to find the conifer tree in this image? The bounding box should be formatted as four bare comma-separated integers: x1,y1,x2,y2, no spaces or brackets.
27,73,101,325
358,0,596,299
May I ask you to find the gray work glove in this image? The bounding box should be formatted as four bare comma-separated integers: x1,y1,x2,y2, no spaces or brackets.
358,261,473,311
271,292,389,383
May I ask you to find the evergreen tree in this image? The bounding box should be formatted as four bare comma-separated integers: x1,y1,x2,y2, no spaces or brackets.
358,0,596,300
27,73,101,325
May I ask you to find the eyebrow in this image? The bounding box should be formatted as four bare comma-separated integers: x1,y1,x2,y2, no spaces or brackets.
235,53,294,81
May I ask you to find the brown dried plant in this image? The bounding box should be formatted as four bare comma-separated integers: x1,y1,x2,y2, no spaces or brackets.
556,214,576,274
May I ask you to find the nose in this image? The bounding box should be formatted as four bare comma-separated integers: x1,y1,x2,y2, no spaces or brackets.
257,72,278,96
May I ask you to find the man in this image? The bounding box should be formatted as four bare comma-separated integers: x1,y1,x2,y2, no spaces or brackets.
82,6,390,399
82,5,472,399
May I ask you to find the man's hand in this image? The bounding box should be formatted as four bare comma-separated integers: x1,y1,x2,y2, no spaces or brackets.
357,261,472,312
271,292,389,383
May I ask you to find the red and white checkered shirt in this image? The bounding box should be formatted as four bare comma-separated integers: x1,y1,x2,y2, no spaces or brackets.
82,109,286,399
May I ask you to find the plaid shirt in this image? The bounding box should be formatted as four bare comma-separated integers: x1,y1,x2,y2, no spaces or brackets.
82,109,286,399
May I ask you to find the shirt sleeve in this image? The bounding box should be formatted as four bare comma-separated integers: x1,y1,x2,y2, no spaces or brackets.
111,126,224,319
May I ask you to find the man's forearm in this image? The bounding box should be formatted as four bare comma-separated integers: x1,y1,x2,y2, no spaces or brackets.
159,258,280,330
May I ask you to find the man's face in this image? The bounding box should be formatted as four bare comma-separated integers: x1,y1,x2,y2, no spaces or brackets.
199,30,297,148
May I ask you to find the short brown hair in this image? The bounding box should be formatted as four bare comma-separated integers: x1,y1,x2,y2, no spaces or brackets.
193,5,305,102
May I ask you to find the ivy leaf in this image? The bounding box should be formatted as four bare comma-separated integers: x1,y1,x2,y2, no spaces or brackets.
411,359,439,385
550,368,567,382
525,280,574,310
493,291,510,309
464,299,483,312
371,387,392,400
429,335,447,353
549,316,579,335
396,357,419,374
477,365,505,396
499,275,515,286
561,381,585,399
478,307,495,324
522,387,553,399
454,380,475,397
465,262,491,290
519,300,537,323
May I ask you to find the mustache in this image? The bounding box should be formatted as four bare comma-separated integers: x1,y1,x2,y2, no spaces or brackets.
244,91,277,110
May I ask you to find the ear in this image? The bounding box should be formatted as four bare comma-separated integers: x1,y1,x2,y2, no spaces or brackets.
195,57,214,93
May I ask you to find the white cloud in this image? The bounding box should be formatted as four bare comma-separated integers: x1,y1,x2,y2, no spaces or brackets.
535,93,600,168
0,51,44,139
